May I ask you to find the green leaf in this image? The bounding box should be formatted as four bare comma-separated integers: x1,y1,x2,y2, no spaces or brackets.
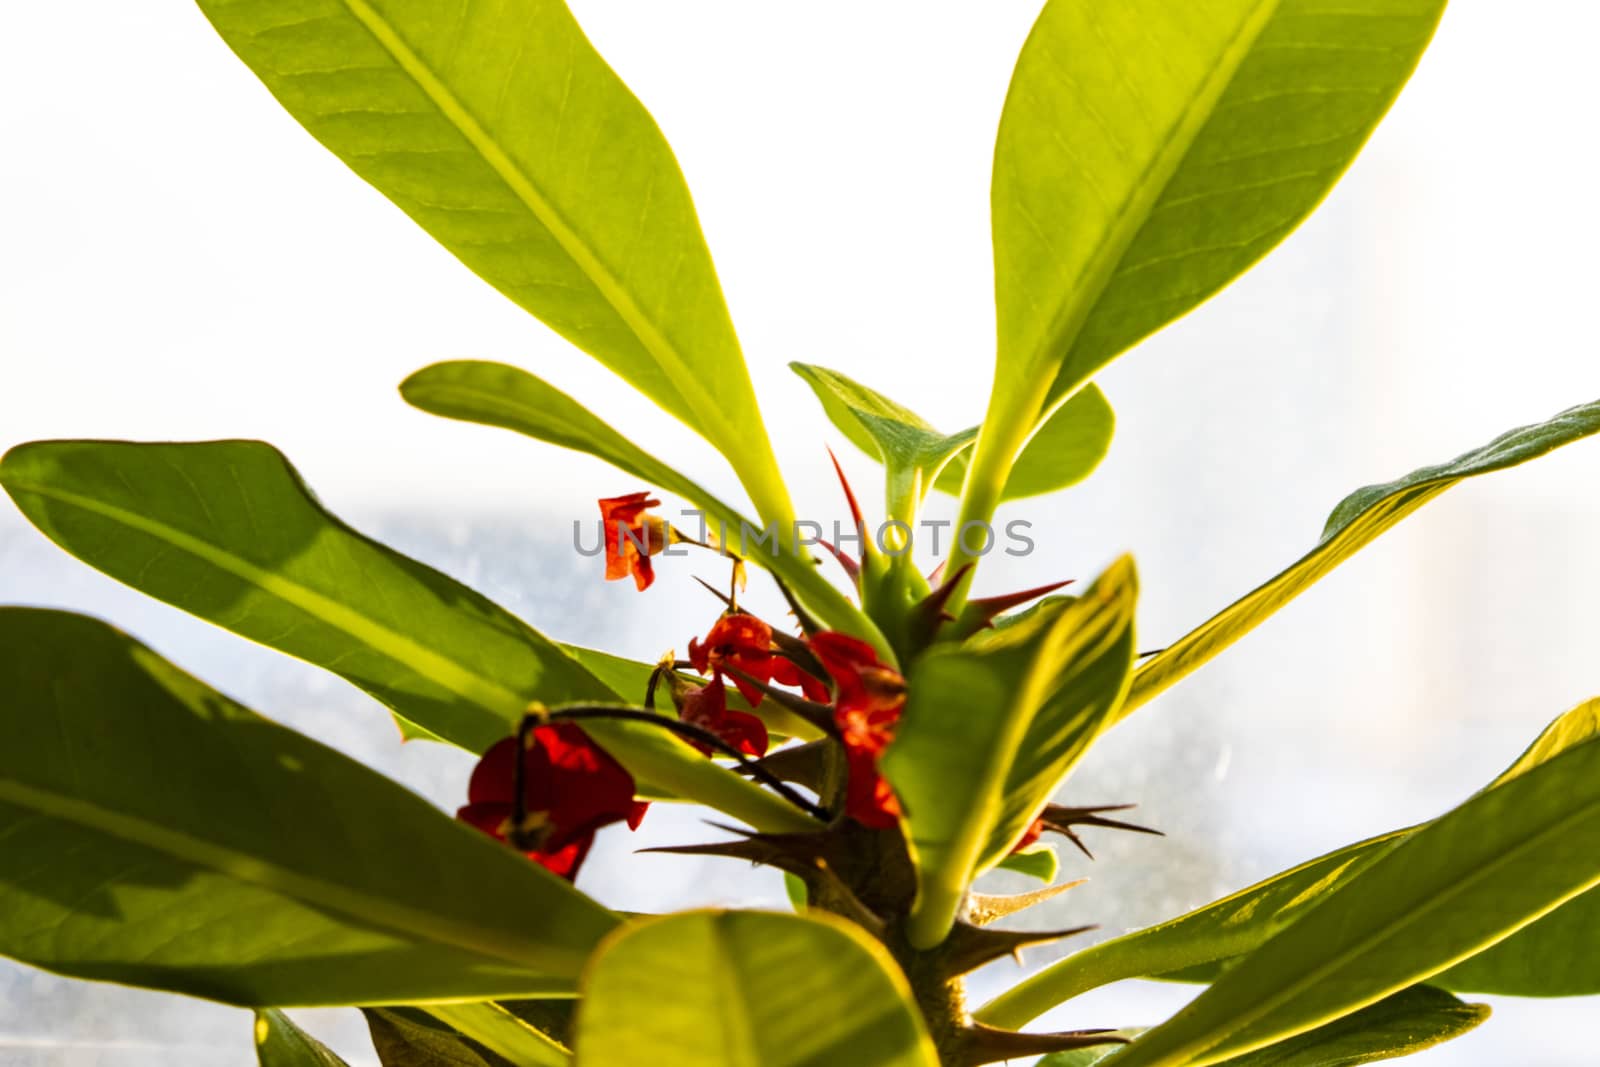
366,1008,516,1067
400,360,878,650
192,0,793,528
573,911,939,1067
1039,987,1485,1067
979,698,1600,1029
1204,986,1488,1067
993,0,1445,445
884,557,1138,947
255,1011,350,1067
0,607,616,1005
996,844,1060,883
426,1003,569,1066
950,0,1446,602
0,439,816,835
1105,722,1600,1066
789,362,1114,510
1125,398,1600,717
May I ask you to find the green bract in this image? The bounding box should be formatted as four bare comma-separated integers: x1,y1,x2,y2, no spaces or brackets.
4,2,1599,1065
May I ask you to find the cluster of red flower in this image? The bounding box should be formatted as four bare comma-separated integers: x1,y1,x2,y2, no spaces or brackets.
455,492,911,879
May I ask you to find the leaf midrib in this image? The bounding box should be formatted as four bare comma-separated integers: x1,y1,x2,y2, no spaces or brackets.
6,479,526,719
332,0,744,457
1135,778,1600,1067
1016,0,1281,407
0,776,591,978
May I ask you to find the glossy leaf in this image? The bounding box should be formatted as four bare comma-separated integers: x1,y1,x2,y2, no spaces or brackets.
402,361,874,647
980,698,1600,1028
1106,723,1600,1066
426,1003,569,1066
0,439,816,835
255,1011,350,1067
0,607,616,1005
573,911,938,1067
884,557,1137,947
1126,398,1600,717
1038,987,1484,1067
790,362,1115,508
992,0,1446,443
950,0,1446,599
193,0,793,527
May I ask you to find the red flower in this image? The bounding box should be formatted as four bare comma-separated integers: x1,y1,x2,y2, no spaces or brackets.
810,632,907,829
456,722,648,880
673,673,770,758
688,613,774,705
600,493,673,591
771,655,830,703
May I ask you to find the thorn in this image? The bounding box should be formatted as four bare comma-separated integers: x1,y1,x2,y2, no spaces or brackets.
965,880,1087,926
817,539,861,585
959,1023,1129,1065
767,570,823,637
1137,647,1168,659
1040,804,1163,859
926,559,946,586
733,740,827,791
827,447,868,541
692,575,736,609
906,562,975,645
723,666,838,736
941,921,1095,977
948,578,1075,640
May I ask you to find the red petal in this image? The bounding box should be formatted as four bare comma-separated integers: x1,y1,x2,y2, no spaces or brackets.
528,833,594,881
456,801,513,841
465,737,520,806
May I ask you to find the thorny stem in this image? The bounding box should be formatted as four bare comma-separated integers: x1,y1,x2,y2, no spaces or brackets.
546,705,831,821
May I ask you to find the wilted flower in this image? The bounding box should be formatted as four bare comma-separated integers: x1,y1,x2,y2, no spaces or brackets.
599,492,675,591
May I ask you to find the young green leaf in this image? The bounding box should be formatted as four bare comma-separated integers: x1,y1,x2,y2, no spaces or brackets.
789,362,1115,510
996,844,1060,884
573,911,939,1067
1126,397,1600,717
884,557,1138,947
401,360,879,650
1105,726,1600,1066
192,0,795,530
255,1011,350,1067
952,0,1446,602
0,608,616,1005
979,698,1600,1029
0,439,816,834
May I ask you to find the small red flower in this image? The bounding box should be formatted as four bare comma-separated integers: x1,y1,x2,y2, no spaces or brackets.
600,492,674,591
809,631,908,829
688,613,774,705
456,722,648,880
673,673,770,758
771,655,830,703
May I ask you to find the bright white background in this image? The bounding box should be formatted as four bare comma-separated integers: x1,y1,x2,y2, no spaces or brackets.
3,2,1599,1063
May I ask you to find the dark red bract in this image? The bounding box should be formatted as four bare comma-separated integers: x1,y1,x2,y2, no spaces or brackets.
688,612,774,705
809,631,907,829
674,673,770,758
456,722,648,880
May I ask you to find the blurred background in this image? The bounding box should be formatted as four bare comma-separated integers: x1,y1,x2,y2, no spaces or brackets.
3,1,1598,1063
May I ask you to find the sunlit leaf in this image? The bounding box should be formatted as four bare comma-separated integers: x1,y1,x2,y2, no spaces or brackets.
401,361,874,645
193,0,793,525
0,607,614,1005
573,911,938,1067
0,439,816,834
255,1011,349,1067
1106,724,1600,1066
884,557,1137,947
1127,398,1600,717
